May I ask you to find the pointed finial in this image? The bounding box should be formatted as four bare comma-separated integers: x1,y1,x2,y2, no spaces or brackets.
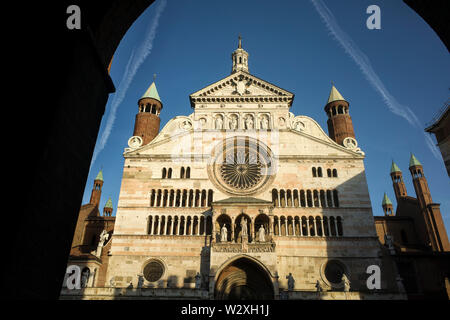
153,73,157,82
331,80,334,86
238,34,242,48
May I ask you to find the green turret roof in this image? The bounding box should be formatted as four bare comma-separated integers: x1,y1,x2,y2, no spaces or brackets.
409,153,422,167
141,81,161,103
382,193,392,206
327,85,346,104
390,160,401,173
95,169,103,181
104,197,113,209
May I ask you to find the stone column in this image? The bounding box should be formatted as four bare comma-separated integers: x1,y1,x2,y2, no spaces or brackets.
177,217,181,235
285,218,288,236
300,218,303,236
314,219,318,236
321,218,325,237
231,217,235,242
251,217,255,242
149,218,153,235
327,217,331,237
306,218,310,236
293,219,296,236
163,216,167,235
156,216,161,235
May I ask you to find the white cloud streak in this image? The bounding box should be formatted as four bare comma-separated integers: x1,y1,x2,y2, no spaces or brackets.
310,0,441,159
91,0,167,165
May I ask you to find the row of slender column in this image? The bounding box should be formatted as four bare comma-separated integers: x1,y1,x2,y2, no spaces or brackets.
150,189,213,208
272,189,339,208
273,215,343,237
148,214,212,236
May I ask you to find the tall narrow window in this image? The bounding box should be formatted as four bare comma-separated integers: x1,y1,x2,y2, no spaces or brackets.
180,167,185,179
162,168,167,179
332,169,338,177
333,190,339,208
312,167,317,177
318,167,323,177
186,167,191,179
167,168,172,179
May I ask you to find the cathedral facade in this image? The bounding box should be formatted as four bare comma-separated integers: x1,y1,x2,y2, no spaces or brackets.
61,39,448,300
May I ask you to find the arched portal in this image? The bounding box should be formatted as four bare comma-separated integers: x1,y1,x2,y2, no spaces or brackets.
214,257,274,300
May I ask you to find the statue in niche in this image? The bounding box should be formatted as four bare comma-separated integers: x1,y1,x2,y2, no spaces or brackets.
245,116,254,129
229,115,238,130
220,224,228,242
260,115,269,129
287,273,295,291
315,280,323,292
240,218,248,236
342,274,350,292
81,268,90,288
258,225,266,242
137,274,144,288
215,116,223,129
195,272,202,289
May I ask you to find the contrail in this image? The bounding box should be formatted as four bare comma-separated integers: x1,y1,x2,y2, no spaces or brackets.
91,0,167,165
310,0,441,159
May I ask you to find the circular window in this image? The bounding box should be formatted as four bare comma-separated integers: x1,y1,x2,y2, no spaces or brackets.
324,260,346,284
208,137,276,195
143,260,164,282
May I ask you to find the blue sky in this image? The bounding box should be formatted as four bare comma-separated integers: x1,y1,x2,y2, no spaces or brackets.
83,0,450,230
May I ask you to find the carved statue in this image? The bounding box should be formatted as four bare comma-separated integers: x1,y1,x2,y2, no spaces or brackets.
240,218,248,236
258,225,266,242
221,224,228,242
287,273,295,291
230,115,238,130
99,230,109,245
342,274,350,292
215,116,223,129
245,116,254,129
81,269,90,288
260,116,269,129
137,274,144,289
315,280,323,292
195,272,202,289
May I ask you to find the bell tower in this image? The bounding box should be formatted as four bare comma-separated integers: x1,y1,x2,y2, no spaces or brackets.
324,84,355,146
408,154,450,251
382,193,394,216
133,80,162,146
231,35,249,74
103,197,113,217
89,169,103,208
390,160,407,201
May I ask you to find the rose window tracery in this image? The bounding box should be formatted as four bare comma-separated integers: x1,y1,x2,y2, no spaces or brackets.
220,149,262,189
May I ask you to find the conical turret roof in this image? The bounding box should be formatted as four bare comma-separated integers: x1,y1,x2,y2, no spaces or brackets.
382,193,392,206
141,82,161,103
327,85,346,104
95,169,103,181
104,197,113,209
409,153,422,167
390,160,401,173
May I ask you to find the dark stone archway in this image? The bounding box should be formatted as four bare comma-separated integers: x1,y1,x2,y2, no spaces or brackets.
214,257,274,300
5,0,154,299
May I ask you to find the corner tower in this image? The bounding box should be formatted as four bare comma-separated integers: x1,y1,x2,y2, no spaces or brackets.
133,81,162,145
324,85,356,146
89,169,103,208
409,154,450,251
390,160,407,201
103,197,113,217
382,193,394,216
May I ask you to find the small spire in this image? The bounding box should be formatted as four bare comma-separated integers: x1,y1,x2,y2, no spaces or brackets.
104,197,113,209
141,81,161,103
238,34,242,48
409,153,422,167
327,84,346,104
382,193,392,206
390,160,401,173
95,169,104,181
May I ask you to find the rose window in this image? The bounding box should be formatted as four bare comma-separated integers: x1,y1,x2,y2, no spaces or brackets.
208,137,276,195
220,150,262,189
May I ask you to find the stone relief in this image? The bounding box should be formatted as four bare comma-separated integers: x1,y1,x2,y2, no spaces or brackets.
128,136,143,149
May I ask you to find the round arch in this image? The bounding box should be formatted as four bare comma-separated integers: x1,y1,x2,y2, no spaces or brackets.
214,255,275,300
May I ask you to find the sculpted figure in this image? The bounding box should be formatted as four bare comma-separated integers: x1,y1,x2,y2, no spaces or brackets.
240,218,248,236
342,274,350,292
230,115,238,130
215,116,223,129
245,116,254,129
258,225,265,242
260,116,269,129
315,280,323,292
221,224,228,242
287,273,295,291
195,272,202,289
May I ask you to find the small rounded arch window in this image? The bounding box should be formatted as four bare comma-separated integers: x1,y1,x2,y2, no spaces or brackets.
324,260,346,284
143,260,165,282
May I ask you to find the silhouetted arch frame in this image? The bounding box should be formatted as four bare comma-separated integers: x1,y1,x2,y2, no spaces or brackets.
141,257,167,284
213,254,276,299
